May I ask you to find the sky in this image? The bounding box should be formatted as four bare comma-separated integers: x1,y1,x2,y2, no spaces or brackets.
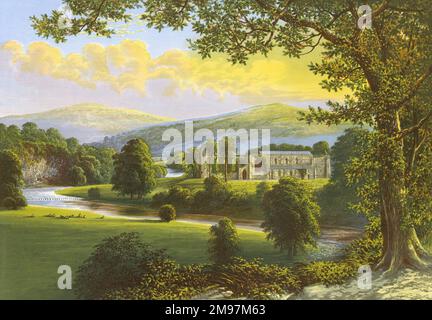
0,0,343,119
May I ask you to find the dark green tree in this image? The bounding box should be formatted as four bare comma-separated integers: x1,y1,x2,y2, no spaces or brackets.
32,0,432,271
0,150,26,209
312,141,330,156
318,128,371,223
159,204,176,222
262,177,320,258
69,165,87,186
208,218,240,265
111,139,156,200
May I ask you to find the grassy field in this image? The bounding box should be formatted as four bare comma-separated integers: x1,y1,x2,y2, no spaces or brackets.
0,206,294,300
57,177,329,220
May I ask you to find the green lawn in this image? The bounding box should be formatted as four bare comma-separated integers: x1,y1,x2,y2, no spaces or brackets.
0,206,293,300
57,177,329,220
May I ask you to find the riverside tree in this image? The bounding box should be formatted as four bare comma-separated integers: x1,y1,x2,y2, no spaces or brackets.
111,139,156,200
32,1,432,272
262,177,320,258
0,150,26,209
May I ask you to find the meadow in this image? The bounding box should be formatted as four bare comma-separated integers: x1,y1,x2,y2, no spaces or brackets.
57,177,329,220
0,206,295,300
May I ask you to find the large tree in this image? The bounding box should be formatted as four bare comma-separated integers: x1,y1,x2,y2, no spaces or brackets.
111,138,156,199
262,177,320,258
33,0,432,272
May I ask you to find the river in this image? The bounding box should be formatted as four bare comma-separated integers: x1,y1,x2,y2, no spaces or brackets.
23,184,363,261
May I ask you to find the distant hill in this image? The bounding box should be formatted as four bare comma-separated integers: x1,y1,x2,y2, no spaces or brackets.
99,103,351,154
0,104,175,143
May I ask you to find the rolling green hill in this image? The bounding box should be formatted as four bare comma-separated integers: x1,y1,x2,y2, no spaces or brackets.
102,103,351,153
0,104,174,143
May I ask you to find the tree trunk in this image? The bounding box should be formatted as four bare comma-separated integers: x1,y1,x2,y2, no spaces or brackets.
375,113,430,274
376,175,429,273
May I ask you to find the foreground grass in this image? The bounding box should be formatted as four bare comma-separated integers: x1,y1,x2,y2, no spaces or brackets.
57,177,329,220
0,206,292,300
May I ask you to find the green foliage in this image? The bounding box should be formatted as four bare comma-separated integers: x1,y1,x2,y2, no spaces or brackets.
111,139,156,200
213,258,301,299
2,197,17,210
227,190,250,207
270,143,312,152
193,175,230,211
159,204,176,222
208,218,240,265
105,264,210,300
0,150,25,209
312,141,330,156
14,195,27,208
152,186,192,209
87,187,101,200
255,181,271,202
296,261,356,287
69,166,87,186
75,232,170,300
262,177,320,257
318,128,371,225
297,222,382,287
0,122,115,186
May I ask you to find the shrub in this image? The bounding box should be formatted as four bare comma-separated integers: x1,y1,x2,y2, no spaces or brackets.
228,190,250,207
87,187,101,200
296,224,382,287
295,261,357,287
151,191,169,207
208,218,240,265
159,204,176,222
14,195,27,208
2,197,17,210
105,264,210,300
75,232,170,299
213,258,301,299
166,186,192,208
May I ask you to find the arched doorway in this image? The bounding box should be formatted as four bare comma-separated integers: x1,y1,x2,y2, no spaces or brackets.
242,169,248,180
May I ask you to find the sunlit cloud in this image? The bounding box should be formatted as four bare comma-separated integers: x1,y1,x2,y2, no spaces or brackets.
1,39,345,104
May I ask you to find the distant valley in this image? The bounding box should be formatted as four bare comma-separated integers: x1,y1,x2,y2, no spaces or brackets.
1,103,351,154
0,104,174,143
97,103,352,154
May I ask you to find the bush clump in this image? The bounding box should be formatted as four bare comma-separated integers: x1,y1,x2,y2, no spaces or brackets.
75,232,171,299
2,197,17,210
105,264,210,300
87,187,101,200
159,204,176,222
213,258,301,299
152,186,192,208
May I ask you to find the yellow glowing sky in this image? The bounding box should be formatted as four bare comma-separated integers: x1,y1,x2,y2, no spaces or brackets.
1,39,345,109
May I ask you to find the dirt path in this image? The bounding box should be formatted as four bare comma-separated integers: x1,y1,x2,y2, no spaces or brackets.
293,268,432,300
